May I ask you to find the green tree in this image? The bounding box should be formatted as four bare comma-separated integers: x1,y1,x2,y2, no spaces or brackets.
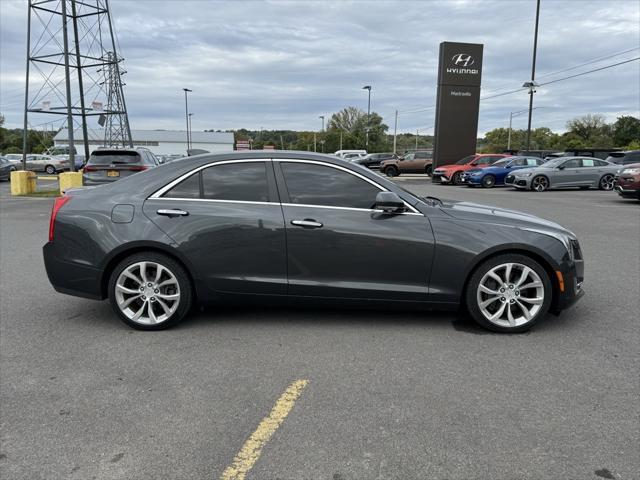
566,114,612,147
611,116,640,147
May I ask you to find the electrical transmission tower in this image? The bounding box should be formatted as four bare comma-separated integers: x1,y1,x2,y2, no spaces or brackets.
22,0,132,171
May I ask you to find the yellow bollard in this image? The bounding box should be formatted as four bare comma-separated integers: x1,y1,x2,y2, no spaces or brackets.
10,170,36,195
58,171,83,194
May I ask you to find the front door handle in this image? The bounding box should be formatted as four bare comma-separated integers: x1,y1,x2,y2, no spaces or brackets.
157,209,189,217
291,219,323,229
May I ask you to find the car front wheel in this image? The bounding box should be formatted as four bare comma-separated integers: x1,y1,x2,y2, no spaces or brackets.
108,252,193,330
531,175,549,192
452,171,463,185
599,174,615,191
481,175,496,188
465,254,552,333
45,165,56,174
384,166,399,177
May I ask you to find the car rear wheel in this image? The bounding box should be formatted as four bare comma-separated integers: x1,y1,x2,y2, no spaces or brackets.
452,171,463,185
481,175,496,188
599,174,615,191
465,254,552,333
45,165,56,175
531,175,549,192
384,166,399,177
425,165,433,176
108,252,193,330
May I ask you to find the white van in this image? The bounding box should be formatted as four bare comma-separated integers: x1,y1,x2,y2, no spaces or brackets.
334,149,367,158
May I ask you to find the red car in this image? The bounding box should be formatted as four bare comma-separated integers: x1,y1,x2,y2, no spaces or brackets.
614,162,640,200
432,154,511,185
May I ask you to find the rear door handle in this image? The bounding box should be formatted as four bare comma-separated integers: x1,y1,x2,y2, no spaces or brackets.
157,209,189,217
291,219,323,228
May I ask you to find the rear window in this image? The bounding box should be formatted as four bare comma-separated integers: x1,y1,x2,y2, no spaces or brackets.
456,155,476,165
88,151,141,165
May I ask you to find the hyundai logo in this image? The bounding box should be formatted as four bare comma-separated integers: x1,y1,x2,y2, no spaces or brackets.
452,54,474,67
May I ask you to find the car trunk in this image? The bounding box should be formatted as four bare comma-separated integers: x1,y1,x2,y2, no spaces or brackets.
83,151,146,182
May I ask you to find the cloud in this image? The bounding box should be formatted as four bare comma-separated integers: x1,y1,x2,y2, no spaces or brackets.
1,0,638,136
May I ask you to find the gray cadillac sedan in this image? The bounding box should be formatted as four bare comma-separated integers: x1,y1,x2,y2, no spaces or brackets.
506,156,619,191
44,152,584,333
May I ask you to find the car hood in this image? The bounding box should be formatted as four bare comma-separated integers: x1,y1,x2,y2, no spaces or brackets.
464,168,484,174
436,199,574,236
435,164,470,171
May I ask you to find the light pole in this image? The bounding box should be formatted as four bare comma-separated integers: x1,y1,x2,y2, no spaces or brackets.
508,107,541,150
525,0,541,151
318,115,325,153
362,85,371,150
182,88,192,151
393,109,398,155
319,115,324,132
188,113,193,149
415,129,419,150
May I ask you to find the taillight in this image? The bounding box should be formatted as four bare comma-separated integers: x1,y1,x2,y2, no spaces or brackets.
49,196,71,242
128,165,149,171
83,165,97,172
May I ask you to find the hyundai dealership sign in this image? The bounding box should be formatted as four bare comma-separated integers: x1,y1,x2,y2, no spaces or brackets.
434,42,484,167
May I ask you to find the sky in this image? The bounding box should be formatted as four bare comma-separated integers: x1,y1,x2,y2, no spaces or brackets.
1,0,639,137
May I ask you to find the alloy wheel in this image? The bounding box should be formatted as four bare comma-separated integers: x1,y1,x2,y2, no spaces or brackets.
532,176,548,192
476,262,544,328
45,165,56,174
600,174,615,190
452,171,462,185
114,261,180,325
482,175,495,188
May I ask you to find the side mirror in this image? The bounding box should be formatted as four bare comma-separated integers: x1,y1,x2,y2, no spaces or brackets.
557,165,565,170
505,164,512,168
470,162,478,166
375,191,405,214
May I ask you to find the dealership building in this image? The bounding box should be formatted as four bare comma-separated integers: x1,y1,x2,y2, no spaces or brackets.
53,129,235,156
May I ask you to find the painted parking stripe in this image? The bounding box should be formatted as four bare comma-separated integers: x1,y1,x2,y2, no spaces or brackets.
220,379,309,480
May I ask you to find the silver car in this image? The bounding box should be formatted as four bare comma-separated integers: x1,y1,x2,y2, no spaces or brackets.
24,154,70,174
506,156,619,192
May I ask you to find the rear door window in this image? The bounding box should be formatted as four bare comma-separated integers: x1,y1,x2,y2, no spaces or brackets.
581,159,595,167
163,173,201,199
202,162,269,202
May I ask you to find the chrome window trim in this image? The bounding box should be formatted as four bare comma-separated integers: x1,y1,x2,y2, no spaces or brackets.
151,197,277,207
149,157,421,215
149,197,421,215
274,158,420,214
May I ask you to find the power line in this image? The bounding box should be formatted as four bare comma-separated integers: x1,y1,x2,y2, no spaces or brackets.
539,57,640,86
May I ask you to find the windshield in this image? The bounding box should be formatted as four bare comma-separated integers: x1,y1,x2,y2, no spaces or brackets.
456,155,476,165
491,158,511,167
541,157,567,168
88,151,141,165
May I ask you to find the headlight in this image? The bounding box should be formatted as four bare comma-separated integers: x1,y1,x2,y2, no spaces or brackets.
518,172,533,177
622,168,640,175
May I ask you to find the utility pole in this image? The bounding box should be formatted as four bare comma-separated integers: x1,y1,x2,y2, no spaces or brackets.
362,85,371,150
508,112,514,150
23,0,132,168
183,88,192,151
393,109,398,155
60,0,76,171
525,0,541,151
339,131,343,150
415,129,419,150
314,132,317,152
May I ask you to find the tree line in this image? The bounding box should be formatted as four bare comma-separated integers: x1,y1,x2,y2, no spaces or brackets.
2,110,638,156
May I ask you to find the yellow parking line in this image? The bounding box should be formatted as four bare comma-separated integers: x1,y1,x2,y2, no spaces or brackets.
220,379,309,480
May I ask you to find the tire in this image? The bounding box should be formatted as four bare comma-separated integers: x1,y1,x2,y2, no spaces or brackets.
465,253,552,333
45,165,56,175
451,171,463,185
531,175,549,192
481,175,496,188
384,166,399,177
425,164,433,176
598,174,615,191
108,252,193,330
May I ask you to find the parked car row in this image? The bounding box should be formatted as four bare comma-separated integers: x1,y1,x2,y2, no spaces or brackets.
426,150,640,201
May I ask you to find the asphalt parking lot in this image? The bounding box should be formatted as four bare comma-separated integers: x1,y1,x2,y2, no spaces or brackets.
1,178,638,480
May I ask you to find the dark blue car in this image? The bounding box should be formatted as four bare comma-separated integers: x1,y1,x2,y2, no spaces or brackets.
462,156,546,188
